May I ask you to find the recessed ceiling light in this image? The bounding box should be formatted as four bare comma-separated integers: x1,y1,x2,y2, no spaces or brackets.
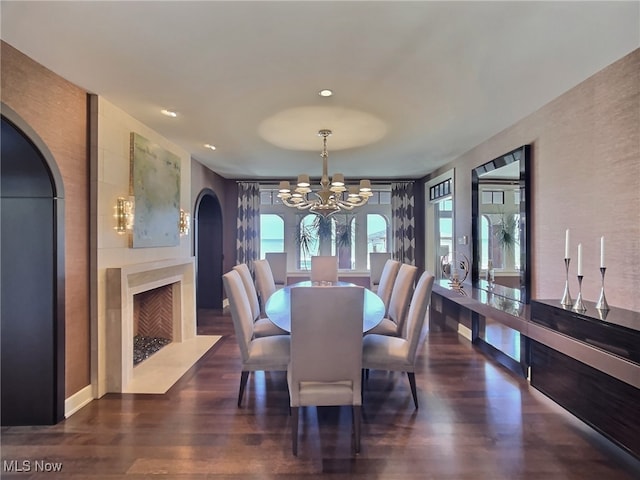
204,144,216,151
318,89,333,97
161,109,177,117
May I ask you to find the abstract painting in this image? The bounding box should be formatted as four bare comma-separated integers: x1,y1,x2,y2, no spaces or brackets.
130,132,180,247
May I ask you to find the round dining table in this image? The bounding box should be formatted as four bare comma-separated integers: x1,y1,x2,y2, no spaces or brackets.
264,281,385,333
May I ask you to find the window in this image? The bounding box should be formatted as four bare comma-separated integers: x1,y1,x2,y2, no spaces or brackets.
480,215,490,269
367,213,388,268
298,214,319,270
435,199,453,275
481,190,504,205
259,185,391,271
259,214,284,259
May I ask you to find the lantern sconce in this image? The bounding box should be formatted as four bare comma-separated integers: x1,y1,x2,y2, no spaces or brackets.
179,209,190,236
114,196,134,235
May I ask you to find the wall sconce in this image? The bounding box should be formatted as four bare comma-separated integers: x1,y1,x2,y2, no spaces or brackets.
114,197,134,235
179,209,190,236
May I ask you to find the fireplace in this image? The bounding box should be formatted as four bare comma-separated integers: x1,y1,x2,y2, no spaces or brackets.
105,258,196,392
133,284,174,365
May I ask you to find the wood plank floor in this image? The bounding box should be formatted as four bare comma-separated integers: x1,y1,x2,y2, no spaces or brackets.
2,308,639,479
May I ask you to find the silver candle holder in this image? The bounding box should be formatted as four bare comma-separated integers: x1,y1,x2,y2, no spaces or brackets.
596,267,609,311
573,274,586,312
560,258,573,306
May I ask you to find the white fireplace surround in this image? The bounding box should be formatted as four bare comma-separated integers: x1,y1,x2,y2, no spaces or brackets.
105,258,196,392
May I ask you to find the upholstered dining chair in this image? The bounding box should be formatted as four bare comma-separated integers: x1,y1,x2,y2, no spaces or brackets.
374,259,401,315
310,255,339,283
367,263,417,337
232,264,287,338
254,259,277,316
265,252,287,289
288,286,364,455
369,252,392,293
222,270,290,407
362,270,435,409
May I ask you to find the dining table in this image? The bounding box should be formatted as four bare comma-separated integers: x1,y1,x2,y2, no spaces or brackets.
264,281,385,333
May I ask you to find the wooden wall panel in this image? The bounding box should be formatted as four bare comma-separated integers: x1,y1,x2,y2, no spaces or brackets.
1,41,90,398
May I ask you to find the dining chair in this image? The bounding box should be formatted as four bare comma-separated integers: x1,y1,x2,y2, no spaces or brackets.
232,263,287,338
310,255,339,283
288,286,364,455
265,252,287,289
374,259,401,316
362,270,435,409
367,263,417,337
222,270,290,407
254,259,277,316
369,252,392,293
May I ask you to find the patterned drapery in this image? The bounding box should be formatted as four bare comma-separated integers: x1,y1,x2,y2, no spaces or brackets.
236,182,261,271
391,181,415,265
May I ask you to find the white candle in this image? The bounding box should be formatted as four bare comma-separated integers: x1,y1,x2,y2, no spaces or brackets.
600,236,605,268
577,243,583,276
565,229,570,259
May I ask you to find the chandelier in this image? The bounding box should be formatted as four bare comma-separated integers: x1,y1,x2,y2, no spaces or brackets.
277,129,372,217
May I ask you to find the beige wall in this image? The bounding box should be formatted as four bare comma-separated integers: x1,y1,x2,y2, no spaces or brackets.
94,97,192,396
426,49,640,311
1,41,90,398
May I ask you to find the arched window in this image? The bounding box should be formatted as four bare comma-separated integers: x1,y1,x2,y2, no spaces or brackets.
298,214,319,269
260,214,284,259
366,213,388,269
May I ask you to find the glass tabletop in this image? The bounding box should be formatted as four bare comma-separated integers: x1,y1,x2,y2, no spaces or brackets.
264,281,385,333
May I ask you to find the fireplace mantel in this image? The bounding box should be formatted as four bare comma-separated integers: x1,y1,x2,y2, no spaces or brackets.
105,257,196,392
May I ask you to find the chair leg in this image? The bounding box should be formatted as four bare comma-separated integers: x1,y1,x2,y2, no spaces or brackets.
291,406,299,456
407,372,418,409
238,371,249,407
353,405,361,453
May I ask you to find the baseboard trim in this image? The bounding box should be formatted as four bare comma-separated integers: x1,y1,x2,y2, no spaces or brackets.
64,384,93,418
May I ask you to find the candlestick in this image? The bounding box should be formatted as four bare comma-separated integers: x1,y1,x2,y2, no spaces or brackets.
596,267,609,311
565,229,570,259
573,274,586,312
600,236,605,268
560,258,573,306
577,243,582,276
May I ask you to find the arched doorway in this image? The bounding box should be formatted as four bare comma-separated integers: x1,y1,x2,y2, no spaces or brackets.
195,189,223,311
1,109,65,425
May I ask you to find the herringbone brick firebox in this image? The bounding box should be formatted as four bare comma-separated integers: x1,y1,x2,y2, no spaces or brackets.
133,284,174,340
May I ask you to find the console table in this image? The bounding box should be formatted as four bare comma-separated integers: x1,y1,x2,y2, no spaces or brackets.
529,300,639,458
431,282,640,458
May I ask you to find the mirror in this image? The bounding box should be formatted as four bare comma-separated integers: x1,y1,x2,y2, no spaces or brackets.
472,145,530,303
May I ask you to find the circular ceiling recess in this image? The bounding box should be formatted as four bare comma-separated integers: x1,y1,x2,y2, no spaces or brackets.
258,106,387,151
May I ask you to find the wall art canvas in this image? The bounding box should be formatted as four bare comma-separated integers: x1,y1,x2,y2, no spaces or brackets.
130,132,180,247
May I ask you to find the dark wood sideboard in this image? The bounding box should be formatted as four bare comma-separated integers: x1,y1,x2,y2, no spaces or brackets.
529,300,640,458
431,282,640,459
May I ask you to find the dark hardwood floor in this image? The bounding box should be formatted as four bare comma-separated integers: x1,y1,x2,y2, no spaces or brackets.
2,308,639,479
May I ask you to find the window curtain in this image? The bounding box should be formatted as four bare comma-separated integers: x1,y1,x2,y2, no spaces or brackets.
391,181,415,265
236,182,261,271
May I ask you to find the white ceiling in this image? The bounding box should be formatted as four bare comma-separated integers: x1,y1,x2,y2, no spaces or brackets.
1,1,638,180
